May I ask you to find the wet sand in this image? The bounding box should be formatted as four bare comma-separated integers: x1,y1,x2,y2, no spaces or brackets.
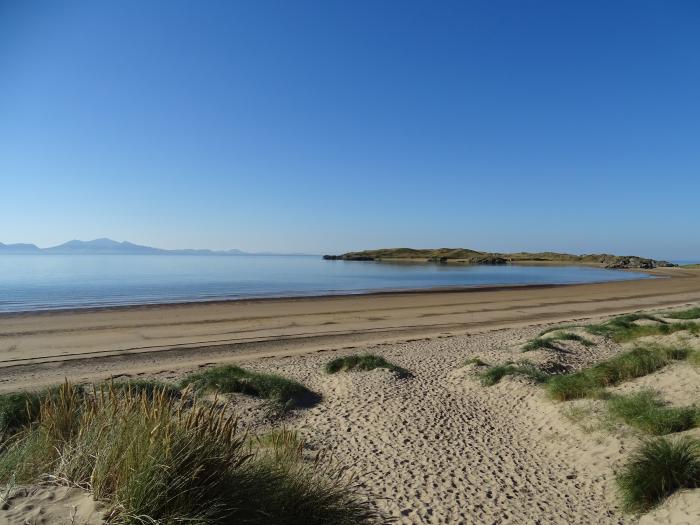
1,267,700,392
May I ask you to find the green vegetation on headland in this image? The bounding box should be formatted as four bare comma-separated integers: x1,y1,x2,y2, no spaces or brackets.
0,382,380,524
323,248,675,269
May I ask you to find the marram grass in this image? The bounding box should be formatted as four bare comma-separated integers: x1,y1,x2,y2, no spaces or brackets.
324,353,412,378
0,384,83,437
584,313,698,343
608,390,699,435
479,363,548,386
546,344,692,401
523,332,594,352
536,311,700,343
180,365,318,412
665,306,700,320
105,378,182,399
617,437,700,512
0,381,380,525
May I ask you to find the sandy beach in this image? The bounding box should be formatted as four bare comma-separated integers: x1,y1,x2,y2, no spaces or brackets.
1,267,699,392
1,267,700,524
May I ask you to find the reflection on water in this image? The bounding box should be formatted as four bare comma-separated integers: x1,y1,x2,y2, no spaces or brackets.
0,254,651,313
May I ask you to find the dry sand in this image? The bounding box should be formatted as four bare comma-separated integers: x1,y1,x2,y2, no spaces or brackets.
0,486,106,525
1,267,700,524
217,319,698,524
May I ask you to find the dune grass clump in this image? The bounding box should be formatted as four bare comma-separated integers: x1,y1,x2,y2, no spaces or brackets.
617,437,700,512
547,344,691,401
0,385,84,437
479,362,548,386
665,307,700,320
106,378,182,399
690,351,700,367
555,332,594,345
585,313,698,343
522,338,559,351
464,357,489,367
0,392,42,437
324,354,411,378
537,324,580,337
0,382,380,525
180,365,316,410
608,391,699,435
523,332,594,352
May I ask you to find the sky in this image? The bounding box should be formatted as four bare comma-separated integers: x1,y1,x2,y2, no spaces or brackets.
1,1,699,259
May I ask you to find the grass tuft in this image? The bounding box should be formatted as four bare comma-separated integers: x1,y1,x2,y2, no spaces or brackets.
522,338,560,352
106,378,182,399
617,437,700,512
537,324,581,337
324,354,412,378
0,392,42,437
0,382,380,524
0,385,84,437
608,391,699,435
523,332,594,352
479,363,548,386
180,365,318,411
690,351,700,367
464,357,489,367
665,307,700,320
585,313,698,342
547,344,691,401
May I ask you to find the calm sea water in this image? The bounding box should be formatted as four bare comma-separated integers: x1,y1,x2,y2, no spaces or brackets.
0,255,651,313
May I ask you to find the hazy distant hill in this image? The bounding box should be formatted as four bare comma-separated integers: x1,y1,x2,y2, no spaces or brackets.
44,238,166,255
0,238,295,256
0,242,41,253
323,248,676,269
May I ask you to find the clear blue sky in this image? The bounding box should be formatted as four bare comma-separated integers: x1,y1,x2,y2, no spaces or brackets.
1,1,699,258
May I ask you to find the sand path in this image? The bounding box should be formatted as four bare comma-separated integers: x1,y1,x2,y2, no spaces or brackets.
276,329,629,524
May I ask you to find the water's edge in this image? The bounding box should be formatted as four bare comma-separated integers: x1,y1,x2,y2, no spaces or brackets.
0,255,653,314
0,276,656,317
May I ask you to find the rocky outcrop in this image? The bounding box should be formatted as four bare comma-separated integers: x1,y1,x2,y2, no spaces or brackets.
323,248,676,269
603,257,675,269
323,254,375,261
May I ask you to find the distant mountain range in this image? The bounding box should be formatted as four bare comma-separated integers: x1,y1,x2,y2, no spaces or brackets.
0,238,309,256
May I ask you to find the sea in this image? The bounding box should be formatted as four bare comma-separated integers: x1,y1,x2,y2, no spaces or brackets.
0,254,654,313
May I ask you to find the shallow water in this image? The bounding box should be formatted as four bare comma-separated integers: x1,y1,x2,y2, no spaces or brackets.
0,254,651,313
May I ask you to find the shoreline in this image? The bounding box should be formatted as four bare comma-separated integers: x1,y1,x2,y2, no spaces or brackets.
0,267,698,392
0,268,655,318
